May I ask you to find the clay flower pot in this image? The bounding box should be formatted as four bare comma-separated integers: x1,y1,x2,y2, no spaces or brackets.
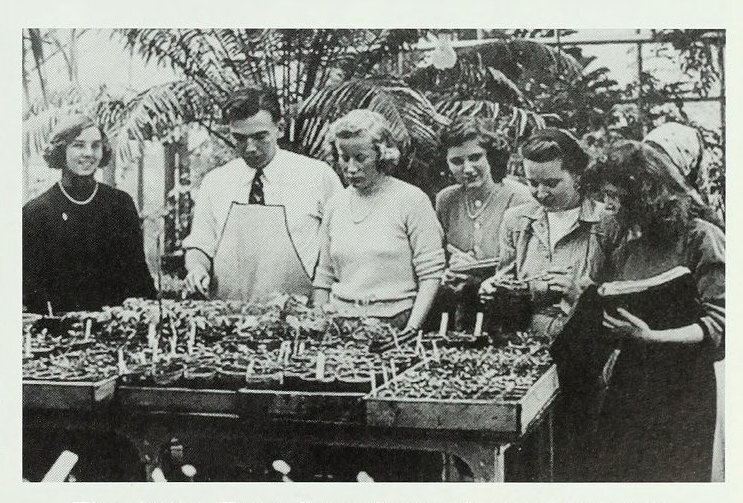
488,285,532,334
245,338,282,351
118,363,151,386
282,368,307,390
216,363,248,390
299,370,336,392
34,316,64,337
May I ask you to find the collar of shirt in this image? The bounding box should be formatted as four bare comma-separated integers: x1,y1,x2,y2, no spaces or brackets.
515,197,605,224
235,148,286,187
546,205,582,227
513,198,605,252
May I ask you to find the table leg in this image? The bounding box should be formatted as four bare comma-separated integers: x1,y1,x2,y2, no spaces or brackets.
114,418,174,481
534,407,555,482
441,453,468,482
547,407,555,481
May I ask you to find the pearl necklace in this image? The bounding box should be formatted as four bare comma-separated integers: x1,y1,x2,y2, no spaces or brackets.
465,187,495,220
58,180,99,205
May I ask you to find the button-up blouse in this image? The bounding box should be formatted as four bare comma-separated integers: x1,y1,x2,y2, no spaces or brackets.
495,198,619,337
435,178,534,261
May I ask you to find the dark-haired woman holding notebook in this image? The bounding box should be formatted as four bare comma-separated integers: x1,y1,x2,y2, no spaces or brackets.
590,140,725,482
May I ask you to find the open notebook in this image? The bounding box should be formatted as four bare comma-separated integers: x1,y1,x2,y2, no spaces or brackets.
597,265,702,329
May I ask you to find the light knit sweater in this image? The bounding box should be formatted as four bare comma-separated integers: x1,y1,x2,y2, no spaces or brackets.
314,176,445,317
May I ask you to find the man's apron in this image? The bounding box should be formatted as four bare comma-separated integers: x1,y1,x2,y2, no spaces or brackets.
212,203,313,303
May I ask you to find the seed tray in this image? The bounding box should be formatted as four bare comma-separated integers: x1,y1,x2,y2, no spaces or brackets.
22,376,118,411
365,363,558,435
116,385,238,414
237,388,366,424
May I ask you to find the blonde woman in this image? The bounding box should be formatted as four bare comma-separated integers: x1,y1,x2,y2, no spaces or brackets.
312,109,445,333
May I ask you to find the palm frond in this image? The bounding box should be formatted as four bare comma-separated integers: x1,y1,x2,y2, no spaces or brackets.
406,53,526,106
23,85,113,159
522,60,622,136
25,28,49,104
102,80,217,163
406,37,583,110
434,98,546,145
115,29,238,100
296,76,445,159
460,39,583,82
117,29,422,113
487,68,526,102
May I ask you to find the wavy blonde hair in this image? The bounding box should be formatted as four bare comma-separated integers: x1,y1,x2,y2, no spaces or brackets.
325,109,401,174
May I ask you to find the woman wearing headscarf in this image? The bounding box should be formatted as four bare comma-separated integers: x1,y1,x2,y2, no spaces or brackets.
643,121,723,229
23,115,156,313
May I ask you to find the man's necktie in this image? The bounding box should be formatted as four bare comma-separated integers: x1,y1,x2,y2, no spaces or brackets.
248,168,265,205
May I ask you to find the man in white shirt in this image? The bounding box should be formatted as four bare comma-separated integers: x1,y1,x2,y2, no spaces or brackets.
183,87,342,302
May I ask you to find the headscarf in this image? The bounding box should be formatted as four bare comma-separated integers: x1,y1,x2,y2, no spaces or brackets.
643,123,703,190
643,122,723,229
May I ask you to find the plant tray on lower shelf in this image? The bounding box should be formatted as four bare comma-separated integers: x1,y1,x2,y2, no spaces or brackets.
237,388,366,424
116,386,238,414
365,350,558,436
22,376,118,410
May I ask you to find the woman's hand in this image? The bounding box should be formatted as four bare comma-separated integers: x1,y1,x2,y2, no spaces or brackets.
442,268,471,292
602,307,656,342
478,275,498,301
540,267,574,294
405,278,440,334
444,247,478,293
528,266,593,307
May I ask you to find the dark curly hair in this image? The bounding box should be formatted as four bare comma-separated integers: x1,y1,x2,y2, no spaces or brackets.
42,115,112,170
589,140,692,242
439,116,511,182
